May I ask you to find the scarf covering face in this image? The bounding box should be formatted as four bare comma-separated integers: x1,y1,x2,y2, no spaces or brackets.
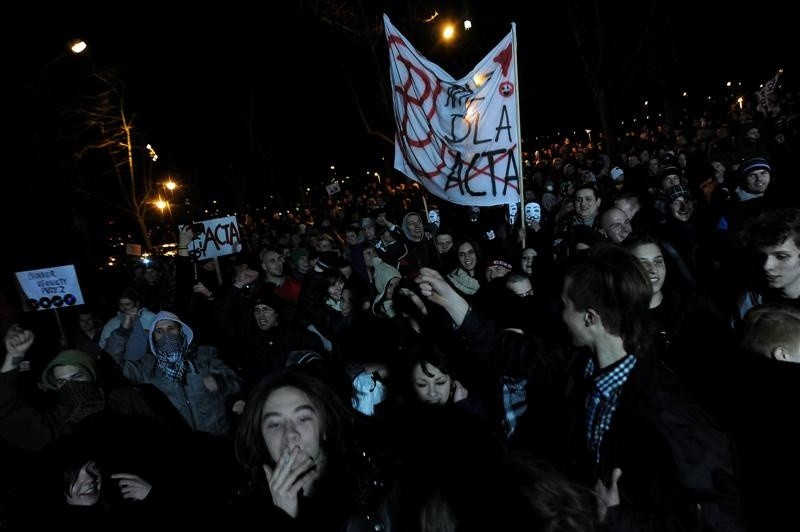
57,381,105,423
154,332,187,383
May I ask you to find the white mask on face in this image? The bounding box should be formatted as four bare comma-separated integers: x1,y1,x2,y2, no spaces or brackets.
524,202,541,227
428,209,441,228
508,203,519,225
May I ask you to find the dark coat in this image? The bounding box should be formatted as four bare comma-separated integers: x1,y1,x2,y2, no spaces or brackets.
459,309,745,532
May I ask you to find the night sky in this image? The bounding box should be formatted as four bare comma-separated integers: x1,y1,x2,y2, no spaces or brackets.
7,0,798,271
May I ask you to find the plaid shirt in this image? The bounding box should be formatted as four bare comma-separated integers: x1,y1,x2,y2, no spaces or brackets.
584,354,637,464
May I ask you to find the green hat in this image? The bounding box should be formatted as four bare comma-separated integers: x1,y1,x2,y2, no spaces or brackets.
41,350,97,390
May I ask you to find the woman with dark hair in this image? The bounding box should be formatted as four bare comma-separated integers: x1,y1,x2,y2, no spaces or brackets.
232,370,393,531
446,238,482,298
624,233,732,417
403,345,469,407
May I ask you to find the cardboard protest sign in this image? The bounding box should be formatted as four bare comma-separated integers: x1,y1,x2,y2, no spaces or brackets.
15,265,84,311
180,215,242,259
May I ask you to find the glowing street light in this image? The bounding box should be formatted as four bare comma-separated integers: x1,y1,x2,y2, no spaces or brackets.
154,199,167,210
463,20,472,30
585,129,592,144
165,180,177,191
69,39,87,54
442,24,456,40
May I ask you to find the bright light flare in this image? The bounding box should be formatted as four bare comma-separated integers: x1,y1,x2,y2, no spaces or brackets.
442,24,455,40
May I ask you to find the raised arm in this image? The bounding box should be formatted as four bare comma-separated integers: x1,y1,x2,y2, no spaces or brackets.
2,325,34,373
415,268,470,327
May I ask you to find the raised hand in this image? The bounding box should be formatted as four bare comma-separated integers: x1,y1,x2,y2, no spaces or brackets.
178,226,194,247
121,307,139,329
2,325,35,373
415,268,469,326
594,467,622,523
452,380,469,402
398,287,428,316
111,473,152,501
262,447,320,518
193,282,212,298
4,325,34,356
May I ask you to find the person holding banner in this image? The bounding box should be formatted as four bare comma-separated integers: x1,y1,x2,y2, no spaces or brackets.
376,211,439,276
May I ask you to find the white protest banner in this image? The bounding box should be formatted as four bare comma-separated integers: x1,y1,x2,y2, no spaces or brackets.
326,183,341,196
15,265,84,311
181,215,242,259
385,14,521,207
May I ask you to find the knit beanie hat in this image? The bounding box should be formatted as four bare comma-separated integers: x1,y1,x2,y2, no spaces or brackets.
667,184,693,202
738,157,771,179
41,350,97,390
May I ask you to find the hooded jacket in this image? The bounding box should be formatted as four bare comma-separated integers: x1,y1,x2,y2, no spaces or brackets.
111,311,242,435
371,258,401,316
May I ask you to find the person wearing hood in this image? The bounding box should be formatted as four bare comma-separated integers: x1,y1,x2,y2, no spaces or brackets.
108,310,243,436
372,258,402,319
376,210,439,275
1,325,171,452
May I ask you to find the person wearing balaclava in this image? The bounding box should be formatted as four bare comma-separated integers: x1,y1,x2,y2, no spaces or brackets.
0,325,164,452
108,310,243,436
41,349,104,424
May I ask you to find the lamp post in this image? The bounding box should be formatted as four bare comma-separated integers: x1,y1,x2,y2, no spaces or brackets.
41,39,88,72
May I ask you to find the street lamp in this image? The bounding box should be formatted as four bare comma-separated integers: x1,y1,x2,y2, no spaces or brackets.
41,38,88,72
165,180,177,191
69,39,87,54
442,23,456,41
585,129,592,144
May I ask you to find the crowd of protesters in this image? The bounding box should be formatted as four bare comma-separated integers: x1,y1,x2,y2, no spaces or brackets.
2,88,800,531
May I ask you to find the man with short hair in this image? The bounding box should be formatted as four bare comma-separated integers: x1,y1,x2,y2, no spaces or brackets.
260,248,302,304
738,208,800,319
600,208,632,244
553,183,604,260
416,245,745,530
